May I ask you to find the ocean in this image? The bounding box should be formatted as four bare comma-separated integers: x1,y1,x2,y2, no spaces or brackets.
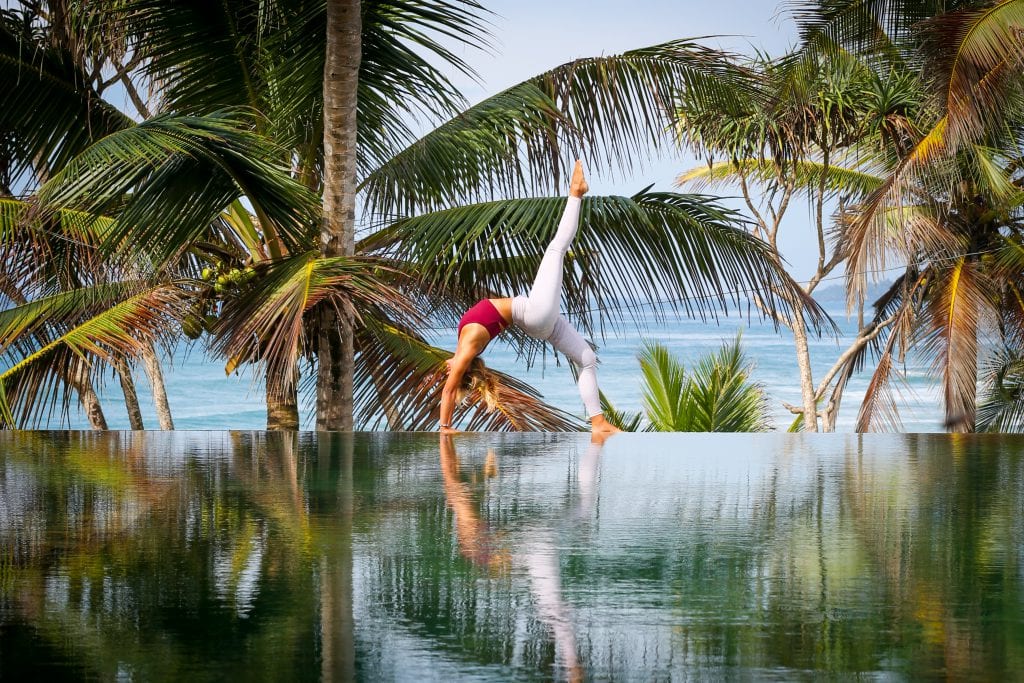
59,305,943,432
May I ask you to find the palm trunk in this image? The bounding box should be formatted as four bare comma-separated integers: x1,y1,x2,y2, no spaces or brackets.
71,363,108,430
114,357,145,430
317,0,361,431
140,343,174,430
266,364,300,430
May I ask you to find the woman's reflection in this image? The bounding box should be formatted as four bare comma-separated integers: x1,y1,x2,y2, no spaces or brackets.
439,433,606,682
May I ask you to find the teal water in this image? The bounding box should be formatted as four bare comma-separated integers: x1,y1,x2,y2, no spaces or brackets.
62,308,942,432
2,431,1022,680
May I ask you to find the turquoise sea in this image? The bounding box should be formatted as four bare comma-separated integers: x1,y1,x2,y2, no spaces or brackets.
60,304,942,432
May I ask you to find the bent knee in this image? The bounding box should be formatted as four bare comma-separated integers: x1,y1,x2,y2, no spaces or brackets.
579,347,597,370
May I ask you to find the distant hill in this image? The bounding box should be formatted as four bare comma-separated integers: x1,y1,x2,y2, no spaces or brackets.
812,280,894,308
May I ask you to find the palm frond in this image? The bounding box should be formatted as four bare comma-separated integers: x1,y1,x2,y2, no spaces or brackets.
126,0,269,113
840,120,961,307
360,39,753,217
0,18,134,183
354,316,582,431
977,344,1024,432
210,252,419,397
785,0,945,64
919,1,1024,148
683,335,771,432
0,281,154,350
598,391,645,432
916,257,994,431
244,0,490,172
678,157,886,197
0,197,128,297
638,342,688,431
855,342,903,432
361,191,835,336
0,281,187,428
36,110,319,264
853,268,925,432
969,143,1024,205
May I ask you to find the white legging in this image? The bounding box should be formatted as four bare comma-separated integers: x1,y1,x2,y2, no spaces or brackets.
511,196,602,417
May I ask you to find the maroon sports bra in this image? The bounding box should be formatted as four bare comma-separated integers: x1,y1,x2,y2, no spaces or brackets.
457,299,510,339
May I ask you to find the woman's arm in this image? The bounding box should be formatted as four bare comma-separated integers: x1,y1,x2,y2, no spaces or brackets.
439,351,472,433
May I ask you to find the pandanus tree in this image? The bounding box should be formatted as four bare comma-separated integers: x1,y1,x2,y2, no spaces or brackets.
0,0,828,431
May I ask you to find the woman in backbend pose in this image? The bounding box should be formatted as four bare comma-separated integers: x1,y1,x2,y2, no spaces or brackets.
439,160,620,437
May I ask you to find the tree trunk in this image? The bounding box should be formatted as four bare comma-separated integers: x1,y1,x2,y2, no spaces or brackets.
114,357,145,430
72,363,108,430
790,302,819,433
317,0,361,431
140,343,174,430
266,364,300,431
0,286,106,429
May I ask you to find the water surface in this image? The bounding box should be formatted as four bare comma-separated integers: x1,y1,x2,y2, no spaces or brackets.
2,432,1022,680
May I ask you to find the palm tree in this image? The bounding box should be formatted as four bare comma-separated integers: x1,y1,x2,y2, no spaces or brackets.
0,2,333,428
604,336,771,432
319,0,362,430
783,0,1024,432
0,0,829,431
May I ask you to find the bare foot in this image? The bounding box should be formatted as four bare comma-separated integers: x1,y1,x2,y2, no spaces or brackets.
569,159,588,198
590,414,621,442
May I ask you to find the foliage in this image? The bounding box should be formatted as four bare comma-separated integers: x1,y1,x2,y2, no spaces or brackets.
678,1,1024,432
602,336,771,432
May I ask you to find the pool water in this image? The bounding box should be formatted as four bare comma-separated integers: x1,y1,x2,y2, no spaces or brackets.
1,432,1022,680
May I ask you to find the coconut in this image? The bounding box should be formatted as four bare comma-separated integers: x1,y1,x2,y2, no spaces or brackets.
181,315,203,340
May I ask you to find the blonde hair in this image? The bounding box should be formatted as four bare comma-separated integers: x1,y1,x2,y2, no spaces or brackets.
456,358,501,412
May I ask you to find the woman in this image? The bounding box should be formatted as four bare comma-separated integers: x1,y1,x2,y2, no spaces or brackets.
439,160,620,437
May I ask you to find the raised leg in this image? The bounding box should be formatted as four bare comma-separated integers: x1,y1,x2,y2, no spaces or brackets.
512,161,588,339
512,196,582,338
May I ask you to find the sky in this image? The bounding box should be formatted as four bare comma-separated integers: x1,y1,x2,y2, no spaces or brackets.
434,0,832,282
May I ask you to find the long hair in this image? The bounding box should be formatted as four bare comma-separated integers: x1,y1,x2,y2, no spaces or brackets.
456,357,500,412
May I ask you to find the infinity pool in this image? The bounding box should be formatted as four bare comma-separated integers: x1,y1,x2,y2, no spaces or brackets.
1,432,1022,680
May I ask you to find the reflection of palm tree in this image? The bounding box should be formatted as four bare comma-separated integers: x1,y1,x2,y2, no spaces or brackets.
0,432,331,679
839,435,1024,678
